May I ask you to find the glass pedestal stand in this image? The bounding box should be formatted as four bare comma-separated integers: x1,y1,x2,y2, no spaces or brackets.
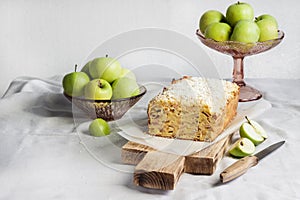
196,30,284,102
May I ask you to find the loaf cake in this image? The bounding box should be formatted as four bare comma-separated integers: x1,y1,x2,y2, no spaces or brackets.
147,76,239,142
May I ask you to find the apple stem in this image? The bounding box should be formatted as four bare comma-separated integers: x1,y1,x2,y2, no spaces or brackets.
237,1,240,4
105,54,108,58
74,64,78,72
245,116,253,126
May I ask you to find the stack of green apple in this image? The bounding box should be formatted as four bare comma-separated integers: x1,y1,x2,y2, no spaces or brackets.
62,55,140,137
199,2,279,43
229,116,268,157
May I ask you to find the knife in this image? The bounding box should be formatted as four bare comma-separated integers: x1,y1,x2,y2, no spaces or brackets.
220,141,285,183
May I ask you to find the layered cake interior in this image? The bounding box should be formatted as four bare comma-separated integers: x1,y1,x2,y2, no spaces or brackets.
147,76,240,142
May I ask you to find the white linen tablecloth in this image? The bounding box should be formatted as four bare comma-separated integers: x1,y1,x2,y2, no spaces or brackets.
0,76,299,200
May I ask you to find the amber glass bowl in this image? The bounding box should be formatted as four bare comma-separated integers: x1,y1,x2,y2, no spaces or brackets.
64,85,146,121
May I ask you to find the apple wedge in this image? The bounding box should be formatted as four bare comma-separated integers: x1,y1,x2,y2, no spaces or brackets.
240,122,265,146
229,138,255,158
248,120,268,139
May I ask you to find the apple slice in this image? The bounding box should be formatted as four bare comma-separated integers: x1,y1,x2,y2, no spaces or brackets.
229,138,255,158
240,122,264,146
248,120,268,139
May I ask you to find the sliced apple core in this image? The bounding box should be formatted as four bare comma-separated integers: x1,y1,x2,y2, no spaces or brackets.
239,138,255,154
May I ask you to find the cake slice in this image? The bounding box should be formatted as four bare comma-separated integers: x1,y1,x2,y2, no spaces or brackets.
147,76,239,142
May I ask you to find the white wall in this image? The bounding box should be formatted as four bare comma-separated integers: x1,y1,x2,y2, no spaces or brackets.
1,0,299,96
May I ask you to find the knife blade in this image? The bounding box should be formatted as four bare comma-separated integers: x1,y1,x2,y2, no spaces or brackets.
220,141,285,183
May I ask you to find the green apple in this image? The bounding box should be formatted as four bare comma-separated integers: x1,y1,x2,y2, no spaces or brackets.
89,118,110,137
230,20,260,43
81,60,92,76
255,14,278,29
226,2,254,27
84,79,112,100
112,77,140,99
256,18,278,42
240,122,264,145
199,10,226,34
119,68,136,80
229,137,255,158
204,22,232,41
89,55,122,83
62,65,90,97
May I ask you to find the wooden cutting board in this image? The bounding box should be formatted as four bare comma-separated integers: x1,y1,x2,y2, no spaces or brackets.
121,133,234,190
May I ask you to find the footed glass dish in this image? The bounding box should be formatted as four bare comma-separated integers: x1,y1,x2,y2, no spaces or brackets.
196,29,284,102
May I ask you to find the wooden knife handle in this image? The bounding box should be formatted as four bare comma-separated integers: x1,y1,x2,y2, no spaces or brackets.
220,156,258,183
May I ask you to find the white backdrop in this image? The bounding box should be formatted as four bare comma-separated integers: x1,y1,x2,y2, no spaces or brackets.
1,0,299,96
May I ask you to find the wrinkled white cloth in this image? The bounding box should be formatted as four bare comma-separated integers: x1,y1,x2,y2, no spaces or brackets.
0,76,299,200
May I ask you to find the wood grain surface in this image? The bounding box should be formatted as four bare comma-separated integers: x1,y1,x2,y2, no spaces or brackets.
122,133,234,190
